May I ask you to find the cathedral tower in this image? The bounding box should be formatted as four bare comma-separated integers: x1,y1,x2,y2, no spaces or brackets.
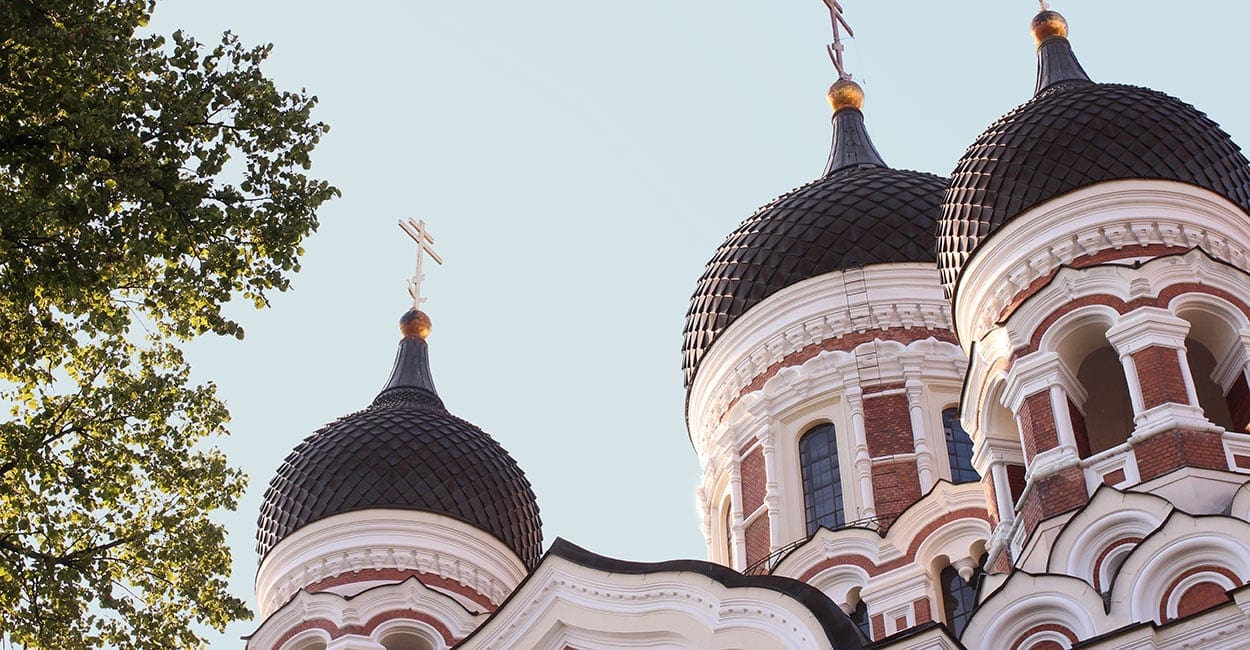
248,308,542,649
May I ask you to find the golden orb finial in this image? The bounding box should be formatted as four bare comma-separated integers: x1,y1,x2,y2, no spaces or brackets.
400,309,432,340
827,78,865,113
1031,10,1069,45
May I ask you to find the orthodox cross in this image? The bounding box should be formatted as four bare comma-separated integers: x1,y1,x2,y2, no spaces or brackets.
398,217,443,310
822,0,855,81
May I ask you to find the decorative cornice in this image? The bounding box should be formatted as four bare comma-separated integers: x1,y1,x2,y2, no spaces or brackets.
954,181,1250,349
256,510,528,617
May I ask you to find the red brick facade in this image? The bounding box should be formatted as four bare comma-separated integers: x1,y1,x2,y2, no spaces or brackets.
1133,346,1190,409
864,392,915,457
1016,466,1087,546
1069,398,1091,458
913,597,932,625
1160,565,1242,622
1007,464,1026,502
740,446,766,514
1228,373,1250,433
1018,392,1059,462
1175,581,1232,619
1134,428,1227,482
870,458,922,527
744,516,771,567
731,328,959,408
1010,623,1078,650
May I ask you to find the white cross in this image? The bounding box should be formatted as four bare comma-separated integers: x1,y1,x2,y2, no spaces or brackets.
822,0,856,81
398,218,443,310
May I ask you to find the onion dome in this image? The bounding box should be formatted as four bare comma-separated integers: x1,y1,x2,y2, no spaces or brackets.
256,310,543,567
937,9,1250,297
682,79,946,388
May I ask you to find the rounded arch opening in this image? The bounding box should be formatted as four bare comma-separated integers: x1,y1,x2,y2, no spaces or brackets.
1177,302,1248,432
1053,317,1133,457
379,630,437,650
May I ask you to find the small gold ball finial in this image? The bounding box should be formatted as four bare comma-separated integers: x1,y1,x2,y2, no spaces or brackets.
1031,10,1069,45
827,78,865,113
400,309,432,339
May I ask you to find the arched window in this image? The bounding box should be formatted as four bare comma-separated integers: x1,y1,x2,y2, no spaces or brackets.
940,560,981,638
1186,338,1236,430
943,408,980,483
722,496,735,567
800,423,845,535
850,596,872,641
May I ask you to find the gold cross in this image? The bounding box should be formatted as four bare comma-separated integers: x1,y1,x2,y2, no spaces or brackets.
822,0,856,81
398,218,443,310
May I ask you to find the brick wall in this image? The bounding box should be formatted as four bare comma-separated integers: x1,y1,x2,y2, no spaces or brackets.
1134,428,1227,481
1175,581,1232,619
1161,565,1241,622
1017,466,1087,545
740,446,766,514
1069,398,1090,458
871,458,921,527
744,516,770,568
1134,346,1191,408
1010,624,1078,650
913,597,932,625
864,393,915,457
1007,464,1026,502
1018,392,1058,462
983,474,1000,524
1228,373,1250,433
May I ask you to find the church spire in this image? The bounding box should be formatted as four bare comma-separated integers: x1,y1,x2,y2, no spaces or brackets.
1032,5,1092,94
379,219,444,399
820,0,886,176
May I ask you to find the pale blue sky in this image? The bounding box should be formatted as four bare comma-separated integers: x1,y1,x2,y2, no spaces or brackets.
141,2,1250,645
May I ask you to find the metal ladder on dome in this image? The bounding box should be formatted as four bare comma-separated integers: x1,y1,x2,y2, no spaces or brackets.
843,264,880,386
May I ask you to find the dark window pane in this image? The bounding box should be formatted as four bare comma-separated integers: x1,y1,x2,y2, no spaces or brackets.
800,423,844,535
850,598,872,641
941,564,978,638
943,408,980,484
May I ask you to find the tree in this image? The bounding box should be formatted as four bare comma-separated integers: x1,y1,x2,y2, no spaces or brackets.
0,0,338,646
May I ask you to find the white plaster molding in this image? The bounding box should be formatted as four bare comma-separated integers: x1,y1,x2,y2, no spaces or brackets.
255,510,528,617
954,181,1250,348
1045,488,1171,588
962,574,1105,649
457,554,835,649
248,576,485,650
770,483,989,619
1111,511,1250,624
688,263,955,454
1105,307,1193,355
1002,351,1085,415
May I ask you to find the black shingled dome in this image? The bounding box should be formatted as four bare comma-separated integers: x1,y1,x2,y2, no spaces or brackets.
682,164,945,389
937,37,1250,298
256,325,543,567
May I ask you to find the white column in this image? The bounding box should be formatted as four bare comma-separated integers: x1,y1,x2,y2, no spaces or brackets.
1003,351,1086,463
761,431,784,552
729,458,746,571
1048,383,1078,454
846,386,876,519
1176,347,1202,408
905,379,936,490
1117,351,1147,419
990,462,1015,523
696,485,712,558
1241,330,1250,387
